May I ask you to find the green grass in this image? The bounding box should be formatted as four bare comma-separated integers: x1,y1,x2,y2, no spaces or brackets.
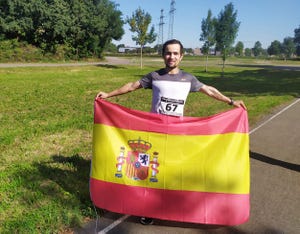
0,58,299,233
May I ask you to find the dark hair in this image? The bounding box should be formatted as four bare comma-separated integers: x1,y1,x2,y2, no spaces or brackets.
162,39,184,56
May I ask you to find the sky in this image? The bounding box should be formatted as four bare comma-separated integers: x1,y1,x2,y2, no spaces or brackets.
112,0,300,49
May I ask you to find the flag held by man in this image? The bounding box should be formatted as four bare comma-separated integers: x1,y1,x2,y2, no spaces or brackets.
90,99,250,225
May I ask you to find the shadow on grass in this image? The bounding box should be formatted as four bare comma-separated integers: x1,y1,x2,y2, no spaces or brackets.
229,64,300,71
34,154,108,225
1,154,98,232
95,64,125,69
93,63,300,98
35,154,91,205
194,68,300,98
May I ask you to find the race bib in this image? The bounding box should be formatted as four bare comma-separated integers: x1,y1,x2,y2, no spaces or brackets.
159,97,185,116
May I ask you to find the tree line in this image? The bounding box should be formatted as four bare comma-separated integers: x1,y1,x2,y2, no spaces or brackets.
199,3,300,73
0,0,124,59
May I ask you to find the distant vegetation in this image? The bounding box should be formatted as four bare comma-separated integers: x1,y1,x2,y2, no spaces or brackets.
0,0,124,59
0,0,299,62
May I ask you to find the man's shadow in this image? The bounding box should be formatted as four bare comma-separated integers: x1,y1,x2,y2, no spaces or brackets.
250,151,300,172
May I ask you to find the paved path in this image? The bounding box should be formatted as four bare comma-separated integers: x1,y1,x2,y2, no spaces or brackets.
0,57,132,67
243,98,300,234
76,99,300,234
1,57,300,70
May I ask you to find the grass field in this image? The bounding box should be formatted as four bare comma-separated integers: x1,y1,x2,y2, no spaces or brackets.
0,57,299,233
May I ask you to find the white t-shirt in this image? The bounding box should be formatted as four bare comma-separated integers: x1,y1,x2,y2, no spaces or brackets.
139,69,204,116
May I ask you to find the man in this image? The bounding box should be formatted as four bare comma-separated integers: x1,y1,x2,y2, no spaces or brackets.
97,39,246,115
96,39,246,224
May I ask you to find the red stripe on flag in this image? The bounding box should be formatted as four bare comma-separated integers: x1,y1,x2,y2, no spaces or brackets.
90,178,249,225
94,99,248,135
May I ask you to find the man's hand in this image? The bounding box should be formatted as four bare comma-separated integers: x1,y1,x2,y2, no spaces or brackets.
233,100,247,110
96,91,109,99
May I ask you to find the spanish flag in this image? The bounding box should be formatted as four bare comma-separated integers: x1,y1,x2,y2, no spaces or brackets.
90,99,250,225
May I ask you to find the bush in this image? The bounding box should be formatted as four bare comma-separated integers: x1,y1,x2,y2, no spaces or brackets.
0,39,44,62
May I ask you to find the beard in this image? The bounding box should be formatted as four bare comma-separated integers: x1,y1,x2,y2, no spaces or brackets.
165,60,177,68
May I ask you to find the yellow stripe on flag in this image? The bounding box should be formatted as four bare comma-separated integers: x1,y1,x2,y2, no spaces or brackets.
92,124,249,194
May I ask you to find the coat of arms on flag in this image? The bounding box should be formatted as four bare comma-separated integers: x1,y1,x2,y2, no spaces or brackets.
115,138,159,182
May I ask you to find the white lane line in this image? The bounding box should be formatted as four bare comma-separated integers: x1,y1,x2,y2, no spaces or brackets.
249,98,300,135
96,99,299,233
97,214,130,234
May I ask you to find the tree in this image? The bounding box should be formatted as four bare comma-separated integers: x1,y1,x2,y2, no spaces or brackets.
105,42,118,53
200,9,216,72
244,48,252,57
215,2,240,75
294,25,300,56
67,0,124,58
235,41,244,56
34,0,72,53
282,37,296,59
127,7,156,69
252,41,263,57
117,44,124,48
0,0,124,58
182,48,192,54
0,0,43,41
267,40,282,56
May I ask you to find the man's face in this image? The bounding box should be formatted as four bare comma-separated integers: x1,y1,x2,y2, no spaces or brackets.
163,44,183,68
